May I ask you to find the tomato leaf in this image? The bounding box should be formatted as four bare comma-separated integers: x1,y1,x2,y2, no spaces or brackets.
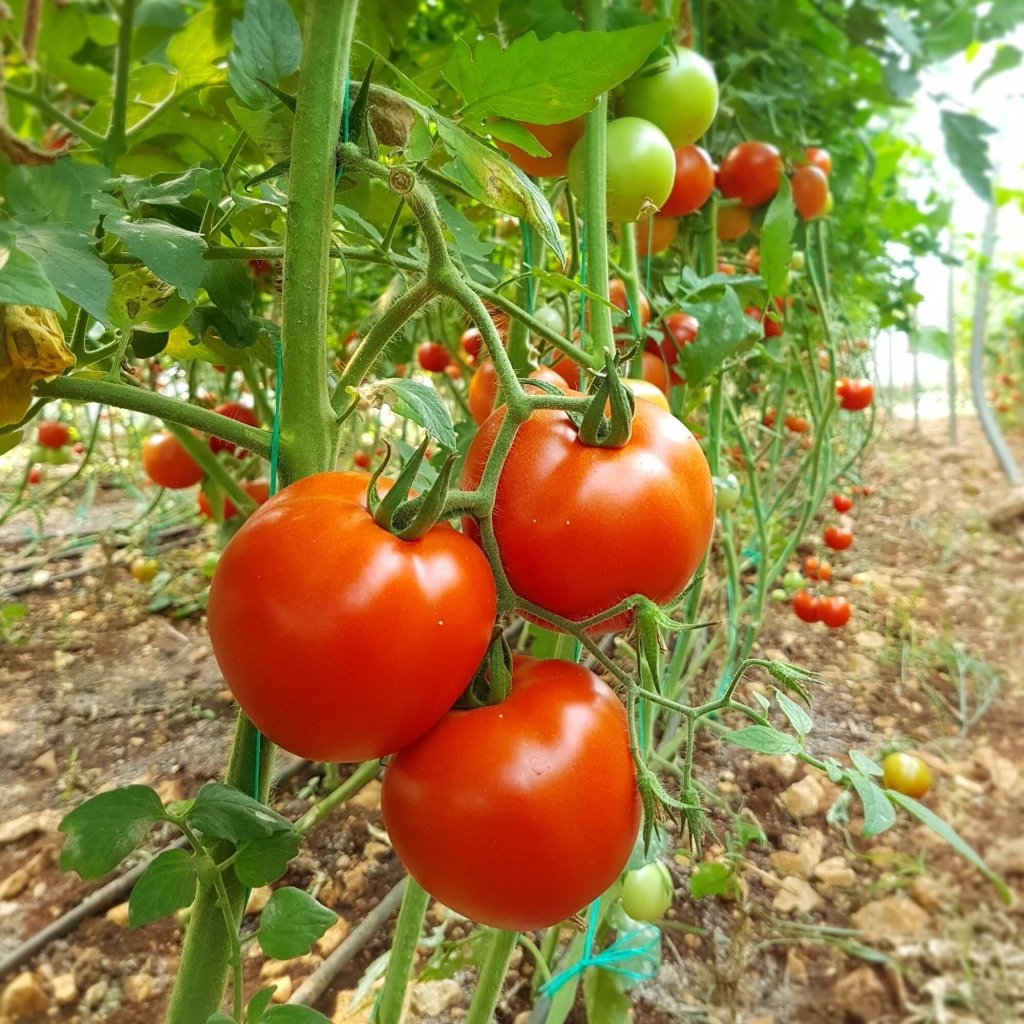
233,831,302,888
689,861,739,899
59,785,167,880
722,725,801,756
246,986,275,1023
128,848,198,927
886,791,1011,904
104,219,207,302
6,160,109,230
583,965,632,1024
0,233,63,312
973,44,1021,92
115,167,225,210
445,23,669,124
848,769,896,838
257,887,337,960
909,324,950,359
187,783,294,842
227,0,302,110
370,378,457,450
167,9,232,90
774,689,812,737
675,288,761,388
759,175,795,298
940,110,995,202
108,268,195,334
849,750,883,777
262,1006,332,1023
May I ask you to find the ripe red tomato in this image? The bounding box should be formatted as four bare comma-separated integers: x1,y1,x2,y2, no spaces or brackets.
762,409,776,428
881,752,932,798
353,450,371,469
468,360,568,426
568,117,675,223
791,165,830,220
624,378,671,411
497,118,585,178
634,216,678,256
198,479,271,520
803,147,832,176
716,261,736,275
784,415,808,434
37,421,70,449
209,402,259,456
656,312,699,364
717,142,784,207
72,441,85,455
27,466,42,484
462,398,714,632
641,351,669,393
460,326,483,359
208,472,497,761
142,433,204,489
832,493,853,513
381,656,641,930
608,279,651,326
819,595,851,628
619,48,718,148
417,342,451,373
745,305,782,339
792,590,821,623
804,556,832,581
550,355,581,390
837,378,874,411
716,204,751,240
744,248,761,273
659,145,715,216
823,524,853,551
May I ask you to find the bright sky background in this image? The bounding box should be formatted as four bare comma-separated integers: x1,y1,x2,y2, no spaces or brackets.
876,27,1024,390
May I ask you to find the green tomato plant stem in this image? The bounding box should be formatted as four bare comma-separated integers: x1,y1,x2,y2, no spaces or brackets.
465,928,519,1024
375,878,431,1024
162,422,258,519
102,0,138,166
618,222,645,377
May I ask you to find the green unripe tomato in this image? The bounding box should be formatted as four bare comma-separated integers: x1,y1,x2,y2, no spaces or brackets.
620,861,674,922
531,304,565,337
713,473,740,512
782,571,806,594
771,588,789,603
199,551,221,578
568,117,675,223
790,251,806,272
620,49,719,148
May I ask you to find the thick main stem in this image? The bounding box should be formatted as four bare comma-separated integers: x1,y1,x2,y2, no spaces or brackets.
375,878,431,1024
102,0,137,166
465,929,518,1024
280,0,360,480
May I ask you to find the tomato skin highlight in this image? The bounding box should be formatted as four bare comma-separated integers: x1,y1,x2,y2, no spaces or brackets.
142,433,204,489
660,145,715,216
882,752,932,798
207,472,497,762
819,595,851,628
497,118,585,178
718,141,784,207
824,524,853,551
461,397,714,633
382,656,641,931
37,421,70,449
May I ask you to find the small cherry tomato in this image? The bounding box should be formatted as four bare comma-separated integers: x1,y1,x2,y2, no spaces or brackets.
791,165,830,220
417,342,451,373
803,146,832,176
832,493,853,513
836,378,874,411
784,415,808,434
792,590,821,623
353,450,371,469
623,378,671,411
608,278,651,327
130,558,159,584
882,752,932,798
468,360,568,426
143,433,204,489
804,556,833,581
819,595,851,628
762,410,776,428
37,421,71,449
656,312,699,365
640,352,669,393
659,145,715,216
620,861,674,922
713,473,741,512
718,141,784,207
460,327,483,359
209,402,260,457
72,442,85,455
824,524,853,551
782,571,806,593
716,204,751,241
27,466,43,484
633,216,678,256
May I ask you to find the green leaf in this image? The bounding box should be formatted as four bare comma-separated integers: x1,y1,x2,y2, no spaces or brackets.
0,236,63,311
675,288,761,387
433,194,495,260
689,861,739,899
108,268,195,334
848,770,896,838
974,44,1021,92
13,222,112,324
583,966,632,1024
759,175,795,297
202,261,255,343
227,0,302,110
887,791,1011,904
167,8,232,89
262,1007,333,1023
722,726,801,756
128,849,198,927
188,783,294,843
445,23,668,124
247,987,276,1023
6,161,109,231
849,750,882,777
940,110,995,202
233,831,302,888
370,378,457,450
822,756,845,784
59,786,166,880
207,1015,236,1024
104,219,207,302
909,324,950,359
115,167,225,209
774,690,812,736
257,887,337,960
229,101,293,161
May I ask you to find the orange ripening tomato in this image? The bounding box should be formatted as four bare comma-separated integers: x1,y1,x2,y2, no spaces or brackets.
804,556,833,581
496,118,586,178
198,479,271,520
716,204,751,240
468,360,568,426
381,656,641,930
142,433,204,489
624,378,671,411
791,165,830,219
641,351,669,393
784,415,808,434
207,472,497,762
461,396,714,633
803,146,832,176
659,145,715,216
634,216,678,256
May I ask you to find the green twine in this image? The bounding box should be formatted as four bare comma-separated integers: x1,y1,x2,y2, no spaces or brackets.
539,900,658,998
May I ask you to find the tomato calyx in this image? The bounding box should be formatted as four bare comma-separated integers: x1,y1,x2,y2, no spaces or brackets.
366,438,456,540
575,353,636,448
456,628,513,710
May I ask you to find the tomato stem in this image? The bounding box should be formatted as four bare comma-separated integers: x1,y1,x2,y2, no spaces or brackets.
101,0,137,166
465,929,519,1024
374,878,429,1024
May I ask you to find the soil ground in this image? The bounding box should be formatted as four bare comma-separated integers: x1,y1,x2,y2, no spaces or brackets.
1,411,1023,1024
